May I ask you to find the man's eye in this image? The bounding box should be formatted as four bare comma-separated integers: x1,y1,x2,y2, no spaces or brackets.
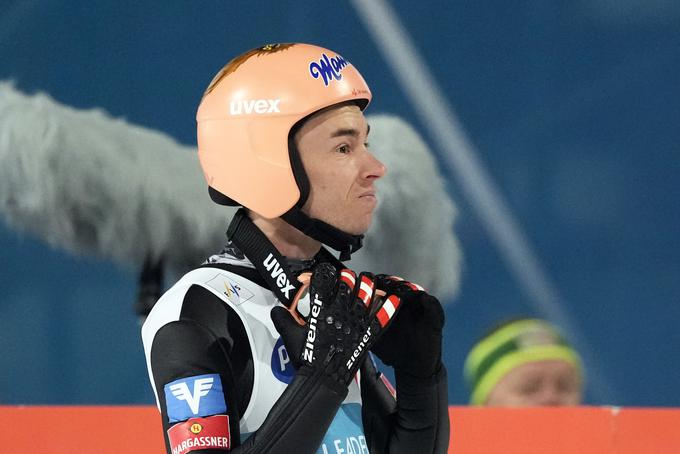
337,145,350,154
518,379,541,396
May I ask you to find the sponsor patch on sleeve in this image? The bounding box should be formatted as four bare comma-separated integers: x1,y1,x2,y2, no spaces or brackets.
167,415,230,454
164,373,227,423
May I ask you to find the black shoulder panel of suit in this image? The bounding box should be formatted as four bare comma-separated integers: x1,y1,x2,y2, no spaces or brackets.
149,283,256,453
151,318,242,454
179,284,255,415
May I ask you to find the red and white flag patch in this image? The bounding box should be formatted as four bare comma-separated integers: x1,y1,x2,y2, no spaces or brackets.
357,275,375,307
388,275,425,292
376,294,401,327
340,269,356,288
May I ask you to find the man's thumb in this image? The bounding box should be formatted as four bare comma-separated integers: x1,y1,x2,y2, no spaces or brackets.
271,306,298,335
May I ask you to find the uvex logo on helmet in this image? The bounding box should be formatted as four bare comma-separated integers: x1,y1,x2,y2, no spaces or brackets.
229,99,281,115
309,53,350,87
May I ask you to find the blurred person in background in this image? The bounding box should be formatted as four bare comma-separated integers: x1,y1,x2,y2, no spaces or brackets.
142,43,449,454
464,318,583,406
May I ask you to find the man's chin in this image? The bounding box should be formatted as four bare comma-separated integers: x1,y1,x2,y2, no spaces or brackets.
345,218,373,236
313,212,373,236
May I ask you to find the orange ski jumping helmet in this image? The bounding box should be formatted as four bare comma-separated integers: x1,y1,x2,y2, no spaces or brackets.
197,43,372,258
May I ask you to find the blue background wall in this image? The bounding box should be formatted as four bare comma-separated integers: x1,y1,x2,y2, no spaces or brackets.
1,1,678,406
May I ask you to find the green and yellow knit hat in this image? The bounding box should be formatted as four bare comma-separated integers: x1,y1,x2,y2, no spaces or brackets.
464,318,583,405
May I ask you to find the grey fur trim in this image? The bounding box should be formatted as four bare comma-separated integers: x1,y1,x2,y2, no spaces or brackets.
0,83,461,299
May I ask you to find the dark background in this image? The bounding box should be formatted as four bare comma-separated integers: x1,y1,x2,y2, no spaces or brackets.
1,1,678,406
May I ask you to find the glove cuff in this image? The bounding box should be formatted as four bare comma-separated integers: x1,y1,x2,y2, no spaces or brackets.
298,364,352,396
395,362,445,388
392,353,442,380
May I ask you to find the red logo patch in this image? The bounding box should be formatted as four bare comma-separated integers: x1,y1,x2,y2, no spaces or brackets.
167,415,230,454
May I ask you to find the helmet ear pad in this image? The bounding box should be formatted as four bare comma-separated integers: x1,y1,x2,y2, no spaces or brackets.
208,186,239,206
287,119,311,211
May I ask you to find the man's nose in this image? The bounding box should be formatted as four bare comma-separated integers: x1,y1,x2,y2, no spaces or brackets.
536,385,568,406
362,151,386,180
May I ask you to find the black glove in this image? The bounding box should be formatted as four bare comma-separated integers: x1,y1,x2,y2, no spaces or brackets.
371,276,445,378
271,263,400,388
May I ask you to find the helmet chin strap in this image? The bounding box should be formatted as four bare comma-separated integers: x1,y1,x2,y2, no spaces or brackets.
207,184,363,261
281,206,363,261
227,208,344,307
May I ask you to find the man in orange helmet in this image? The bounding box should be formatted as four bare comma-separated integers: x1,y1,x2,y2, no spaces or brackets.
142,43,448,454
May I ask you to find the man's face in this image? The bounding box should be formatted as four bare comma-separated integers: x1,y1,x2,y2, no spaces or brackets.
485,359,582,406
295,104,386,235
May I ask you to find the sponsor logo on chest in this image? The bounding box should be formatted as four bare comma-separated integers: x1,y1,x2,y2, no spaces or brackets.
271,337,296,384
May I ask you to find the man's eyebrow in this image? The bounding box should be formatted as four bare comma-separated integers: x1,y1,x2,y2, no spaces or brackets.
329,124,371,138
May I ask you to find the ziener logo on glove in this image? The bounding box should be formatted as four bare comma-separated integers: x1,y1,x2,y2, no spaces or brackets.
346,327,372,370
302,292,323,363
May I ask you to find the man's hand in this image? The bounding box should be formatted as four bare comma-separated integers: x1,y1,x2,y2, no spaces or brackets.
271,263,401,388
371,276,445,378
